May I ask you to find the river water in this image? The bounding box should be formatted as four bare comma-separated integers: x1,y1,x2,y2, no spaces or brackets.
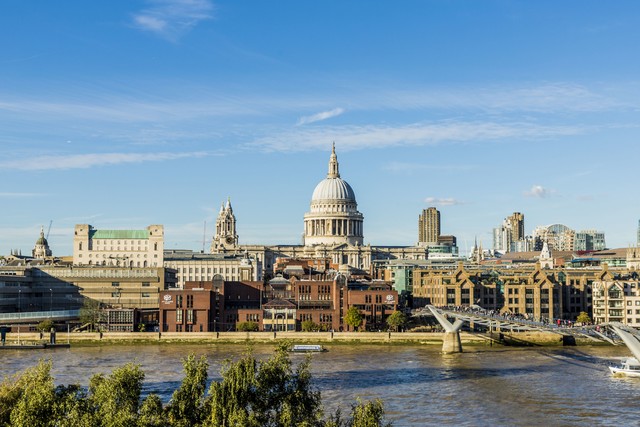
0,343,637,426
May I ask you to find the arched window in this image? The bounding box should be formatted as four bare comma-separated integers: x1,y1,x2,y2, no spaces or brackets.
79,242,83,250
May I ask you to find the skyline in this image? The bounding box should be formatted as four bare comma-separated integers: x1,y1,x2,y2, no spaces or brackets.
2,1,640,256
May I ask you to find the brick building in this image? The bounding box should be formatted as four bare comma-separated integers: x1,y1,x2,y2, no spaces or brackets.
158,274,398,332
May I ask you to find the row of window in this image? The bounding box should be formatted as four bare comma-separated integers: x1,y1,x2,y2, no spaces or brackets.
175,309,195,323
178,267,238,274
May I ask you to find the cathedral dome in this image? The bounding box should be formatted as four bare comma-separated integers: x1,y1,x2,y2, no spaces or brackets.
303,144,364,247
311,177,356,203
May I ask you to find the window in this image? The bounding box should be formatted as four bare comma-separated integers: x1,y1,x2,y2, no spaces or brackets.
176,309,183,323
177,295,183,308
187,309,194,324
112,282,120,287
187,295,194,308
142,282,150,287
142,293,150,298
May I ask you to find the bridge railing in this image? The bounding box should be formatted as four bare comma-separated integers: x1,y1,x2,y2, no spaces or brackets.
0,309,80,322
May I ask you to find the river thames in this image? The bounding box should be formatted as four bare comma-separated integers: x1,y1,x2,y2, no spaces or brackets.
0,344,637,426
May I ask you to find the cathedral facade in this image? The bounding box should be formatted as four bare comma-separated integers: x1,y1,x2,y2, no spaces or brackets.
211,145,427,275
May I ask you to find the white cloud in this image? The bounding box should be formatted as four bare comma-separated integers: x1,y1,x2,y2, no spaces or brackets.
131,0,214,41
297,108,345,125
251,121,584,152
524,185,552,198
0,151,210,171
424,197,463,207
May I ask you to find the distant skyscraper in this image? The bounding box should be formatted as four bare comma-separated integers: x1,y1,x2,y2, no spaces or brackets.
493,212,525,253
574,230,606,252
418,207,440,245
507,212,525,241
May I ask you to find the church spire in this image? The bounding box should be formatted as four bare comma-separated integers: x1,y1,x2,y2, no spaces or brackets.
327,142,340,178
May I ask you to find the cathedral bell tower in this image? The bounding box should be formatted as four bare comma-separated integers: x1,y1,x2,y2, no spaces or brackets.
211,198,239,252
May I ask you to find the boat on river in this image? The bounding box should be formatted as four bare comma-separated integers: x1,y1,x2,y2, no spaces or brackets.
609,323,640,377
0,343,70,350
609,357,640,377
290,344,326,353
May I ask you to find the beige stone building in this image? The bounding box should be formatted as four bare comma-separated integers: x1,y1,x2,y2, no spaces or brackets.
592,267,640,326
163,250,260,288
39,265,175,310
73,224,164,267
411,262,599,321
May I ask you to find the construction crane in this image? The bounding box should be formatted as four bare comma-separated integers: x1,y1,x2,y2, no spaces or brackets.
46,220,53,240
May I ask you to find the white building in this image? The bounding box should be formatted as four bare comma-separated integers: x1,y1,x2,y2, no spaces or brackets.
73,224,164,267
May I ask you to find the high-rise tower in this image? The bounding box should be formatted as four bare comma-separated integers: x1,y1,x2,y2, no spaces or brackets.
418,207,440,245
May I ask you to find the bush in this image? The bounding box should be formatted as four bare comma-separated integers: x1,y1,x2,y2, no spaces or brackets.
37,319,55,333
237,321,259,332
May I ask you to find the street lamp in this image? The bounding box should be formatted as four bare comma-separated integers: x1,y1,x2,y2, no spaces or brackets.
18,289,21,315
49,288,53,313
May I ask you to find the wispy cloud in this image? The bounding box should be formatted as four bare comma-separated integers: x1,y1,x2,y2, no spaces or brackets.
372,82,622,113
524,185,553,198
424,197,464,207
251,121,584,152
297,108,345,125
0,192,46,197
131,0,214,41
0,151,210,171
383,162,475,173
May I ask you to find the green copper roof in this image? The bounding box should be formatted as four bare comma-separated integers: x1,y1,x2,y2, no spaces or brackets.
90,230,149,239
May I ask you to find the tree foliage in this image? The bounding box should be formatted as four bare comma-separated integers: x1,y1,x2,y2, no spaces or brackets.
37,319,55,333
237,321,260,332
302,320,321,332
79,298,103,332
344,307,364,331
385,311,407,332
0,348,391,427
576,311,592,324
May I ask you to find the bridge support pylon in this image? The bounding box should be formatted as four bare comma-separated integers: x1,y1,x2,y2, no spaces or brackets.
428,306,464,353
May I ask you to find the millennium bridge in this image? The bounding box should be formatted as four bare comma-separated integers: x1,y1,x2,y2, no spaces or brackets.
415,305,614,353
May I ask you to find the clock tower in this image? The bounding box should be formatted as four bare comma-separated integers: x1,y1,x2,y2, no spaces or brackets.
211,198,239,252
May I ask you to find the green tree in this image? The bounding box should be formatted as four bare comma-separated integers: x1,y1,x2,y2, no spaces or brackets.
138,394,165,427
7,361,58,427
86,362,145,427
344,307,363,331
302,320,321,332
576,311,592,324
37,319,55,333
237,321,259,332
205,343,324,427
385,311,407,332
166,354,209,427
79,298,103,332
349,399,390,427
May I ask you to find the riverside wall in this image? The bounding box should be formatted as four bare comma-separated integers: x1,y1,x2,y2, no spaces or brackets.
1,330,600,346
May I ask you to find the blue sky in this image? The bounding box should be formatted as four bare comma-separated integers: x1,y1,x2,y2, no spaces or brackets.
2,0,640,256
